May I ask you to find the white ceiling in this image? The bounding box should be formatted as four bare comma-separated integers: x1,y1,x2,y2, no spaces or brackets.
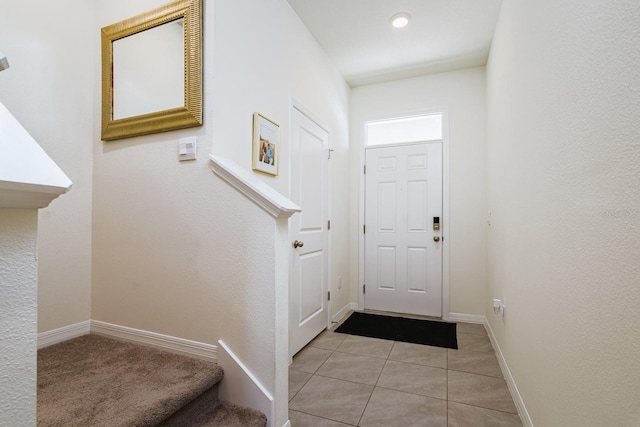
287,0,503,87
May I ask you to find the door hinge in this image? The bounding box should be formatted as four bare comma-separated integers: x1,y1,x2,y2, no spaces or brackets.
363,164,366,174
328,220,331,230
328,291,331,301
363,224,366,234
328,148,335,160
363,284,366,294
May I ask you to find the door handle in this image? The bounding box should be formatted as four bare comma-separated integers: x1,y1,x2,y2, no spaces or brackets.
293,240,304,249
433,236,440,242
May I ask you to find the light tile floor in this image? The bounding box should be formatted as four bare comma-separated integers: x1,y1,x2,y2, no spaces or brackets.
289,313,523,427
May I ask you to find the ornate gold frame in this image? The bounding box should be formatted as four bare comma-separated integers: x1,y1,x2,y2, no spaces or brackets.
101,0,202,141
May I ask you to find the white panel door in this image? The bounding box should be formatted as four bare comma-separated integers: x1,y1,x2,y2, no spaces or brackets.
289,107,329,357
364,142,442,317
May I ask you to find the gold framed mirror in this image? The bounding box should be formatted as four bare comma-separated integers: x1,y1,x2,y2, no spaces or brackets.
101,0,202,141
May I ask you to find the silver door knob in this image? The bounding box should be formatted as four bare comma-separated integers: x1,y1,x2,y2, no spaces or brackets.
433,236,440,242
293,240,304,248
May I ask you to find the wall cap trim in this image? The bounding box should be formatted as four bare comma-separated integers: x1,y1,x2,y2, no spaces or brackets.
0,102,72,208
209,154,300,219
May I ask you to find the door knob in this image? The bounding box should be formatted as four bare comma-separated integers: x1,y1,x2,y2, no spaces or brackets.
433,236,440,242
293,240,304,248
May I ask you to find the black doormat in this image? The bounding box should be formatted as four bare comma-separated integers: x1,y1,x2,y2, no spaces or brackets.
334,312,458,350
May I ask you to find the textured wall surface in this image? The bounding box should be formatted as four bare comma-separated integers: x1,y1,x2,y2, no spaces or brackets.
0,209,38,426
92,1,348,426
0,0,94,333
486,0,640,425
211,0,352,321
350,67,487,315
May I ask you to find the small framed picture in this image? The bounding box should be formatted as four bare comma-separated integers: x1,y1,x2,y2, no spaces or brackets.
252,113,279,176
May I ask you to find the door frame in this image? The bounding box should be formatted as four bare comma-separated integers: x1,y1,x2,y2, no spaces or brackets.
358,109,450,320
288,100,333,356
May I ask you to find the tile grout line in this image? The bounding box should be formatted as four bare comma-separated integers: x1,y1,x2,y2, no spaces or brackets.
448,332,521,417
289,409,358,426
288,367,314,403
337,332,369,427
292,319,514,426
356,338,394,426
372,384,449,403
447,367,505,379
446,343,449,426
333,332,366,426
447,399,521,416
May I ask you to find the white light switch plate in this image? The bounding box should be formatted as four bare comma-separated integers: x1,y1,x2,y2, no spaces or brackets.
179,136,197,161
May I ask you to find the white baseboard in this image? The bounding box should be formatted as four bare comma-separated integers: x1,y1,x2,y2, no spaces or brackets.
282,421,291,427
449,312,485,324
38,320,91,349
38,320,217,361
332,302,358,323
485,320,534,427
90,320,216,362
217,340,274,427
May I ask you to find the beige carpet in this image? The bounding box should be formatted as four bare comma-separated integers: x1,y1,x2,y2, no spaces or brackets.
38,334,223,427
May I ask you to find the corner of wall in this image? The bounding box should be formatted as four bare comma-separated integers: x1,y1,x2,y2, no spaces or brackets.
484,319,533,427
217,340,274,427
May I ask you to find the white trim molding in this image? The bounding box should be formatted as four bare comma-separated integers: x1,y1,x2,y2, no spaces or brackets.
209,155,300,219
38,321,217,363
0,101,72,209
485,320,534,427
332,303,358,323
358,108,450,319
217,340,274,427
37,320,91,349
91,320,216,362
449,313,485,324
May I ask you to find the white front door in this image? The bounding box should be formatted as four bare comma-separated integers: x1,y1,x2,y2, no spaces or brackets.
364,142,443,317
289,107,330,357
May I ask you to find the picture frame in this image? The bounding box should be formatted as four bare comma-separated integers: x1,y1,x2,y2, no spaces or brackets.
252,113,279,176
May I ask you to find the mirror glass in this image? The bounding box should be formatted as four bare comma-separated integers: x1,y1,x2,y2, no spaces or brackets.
112,18,184,120
101,0,202,141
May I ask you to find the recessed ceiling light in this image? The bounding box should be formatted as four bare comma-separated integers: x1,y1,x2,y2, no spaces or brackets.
390,12,411,29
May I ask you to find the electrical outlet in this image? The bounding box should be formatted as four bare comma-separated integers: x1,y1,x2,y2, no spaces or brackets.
493,298,505,317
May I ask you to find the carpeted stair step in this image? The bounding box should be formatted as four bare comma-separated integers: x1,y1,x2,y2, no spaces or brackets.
37,334,265,427
160,395,268,427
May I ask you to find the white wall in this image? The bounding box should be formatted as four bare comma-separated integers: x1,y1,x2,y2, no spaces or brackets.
349,67,487,316
486,1,640,425
0,209,38,426
92,1,349,425
211,0,352,321
0,0,94,333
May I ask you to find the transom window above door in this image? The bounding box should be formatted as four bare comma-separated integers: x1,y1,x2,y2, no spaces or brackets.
366,113,442,146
